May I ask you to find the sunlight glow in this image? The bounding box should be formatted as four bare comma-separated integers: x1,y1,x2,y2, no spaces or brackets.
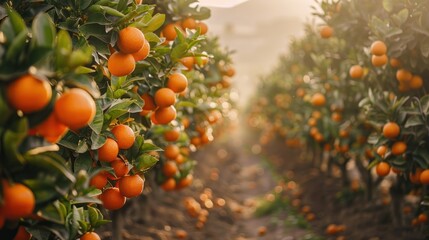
198,0,249,8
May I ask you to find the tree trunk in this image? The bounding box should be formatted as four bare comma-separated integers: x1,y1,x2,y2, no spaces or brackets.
111,210,124,240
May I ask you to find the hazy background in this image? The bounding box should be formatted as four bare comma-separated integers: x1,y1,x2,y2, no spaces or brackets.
203,0,315,105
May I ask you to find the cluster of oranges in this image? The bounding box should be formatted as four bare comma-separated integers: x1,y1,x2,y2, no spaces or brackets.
87,124,146,211
161,17,208,43
108,26,150,77
6,74,96,143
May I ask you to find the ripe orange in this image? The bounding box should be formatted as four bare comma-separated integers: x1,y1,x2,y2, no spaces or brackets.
154,106,176,124
420,169,429,185
224,66,236,77
331,112,342,122
176,229,188,239
191,136,202,147
1,181,35,219
162,161,178,177
108,52,136,77
175,154,185,164
162,23,179,41
161,178,176,191
349,65,363,79
132,39,150,61
390,58,401,68
418,213,428,223
371,54,388,67
32,112,68,143
154,88,176,107
320,25,333,38
6,74,52,114
167,73,188,93
396,69,413,82
410,169,423,184
296,88,305,98
382,122,400,139
13,226,31,240
182,117,190,129
326,224,338,235
110,158,130,179
90,171,108,190
111,124,135,149
311,93,326,106
100,187,126,210
410,75,423,89
376,145,387,157
376,162,391,177
370,40,387,56
180,57,195,70
97,138,119,162
80,232,101,240
164,128,180,142
141,93,157,111
196,22,208,34
54,88,96,131
391,141,407,156
117,27,145,54
118,175,144,198
181,17,197,29
177,174,193,189
165,145,180,159
135,0,143,4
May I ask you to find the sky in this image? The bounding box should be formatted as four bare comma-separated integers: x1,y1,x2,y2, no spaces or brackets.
203,0,315,106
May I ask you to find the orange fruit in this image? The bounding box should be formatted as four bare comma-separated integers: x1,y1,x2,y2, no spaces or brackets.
162,161,178,177
80,232,101,240
419,169,429,184
97,138,119,162
349,65,363,79
370,40,387,56
396,69,413,82
13,226,31,240
110,158,130,179
311,93,326,106
154,106,176,124
154,88,176,107
308,118,317,127
141,93,157,111
117,27,145,54
331,112,342,122
410,75,423,89
224,66,236,77
118,175,144,198
390,58,401,68
177,174,193,189
326,224,338,235
382,122,400,139
418,213,428,223
376,162,391,177
135,0,143,4
164,128,180,142
32,112,68,143
111,124,135,150
6,74,52,114
161,178,176,191
175,154,185,164
371,54,387,67
175,229,188,239
162,23,179,41
1,181,35,219
54,88,96,131
165,145,180,159
132,39,150,61
410,169,423,184
258,226,267,236
391,141,407,155
320,25,333,38
108,52,136,77
100,187,126,210
191,136,201,147
196,22,208,34
180,57,195,70
376,145,387,157
181,17,197,29
296,88,305,97
90,171,108,190
167,73,188,93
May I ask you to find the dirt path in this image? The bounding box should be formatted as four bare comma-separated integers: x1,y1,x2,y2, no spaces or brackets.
100,127,310,240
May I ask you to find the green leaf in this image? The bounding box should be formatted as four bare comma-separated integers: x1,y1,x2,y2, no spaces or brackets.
89,101,104,134
144,32,161,43
3,117,28,165
39,202,66,224
171,42,189,62
6,7,26,34
25,153,76,182
32,13,56,48
135,154,158,172
58,131,80,150
6,29,28,63
140,142,162,153
138,13,165,33
391,8,409,26
382,0,394,12
74,152,93,173
91,132,107,150
405,114,424,128
88,206,101,227
55,30,73,68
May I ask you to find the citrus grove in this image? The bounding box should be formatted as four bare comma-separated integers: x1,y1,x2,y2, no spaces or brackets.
247,0,429,237
0,0,236,239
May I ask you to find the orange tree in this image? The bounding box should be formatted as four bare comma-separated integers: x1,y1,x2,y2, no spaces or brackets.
247,0,429,232
0,0,235,239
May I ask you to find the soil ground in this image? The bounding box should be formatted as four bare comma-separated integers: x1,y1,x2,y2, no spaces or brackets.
99,126,426,240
